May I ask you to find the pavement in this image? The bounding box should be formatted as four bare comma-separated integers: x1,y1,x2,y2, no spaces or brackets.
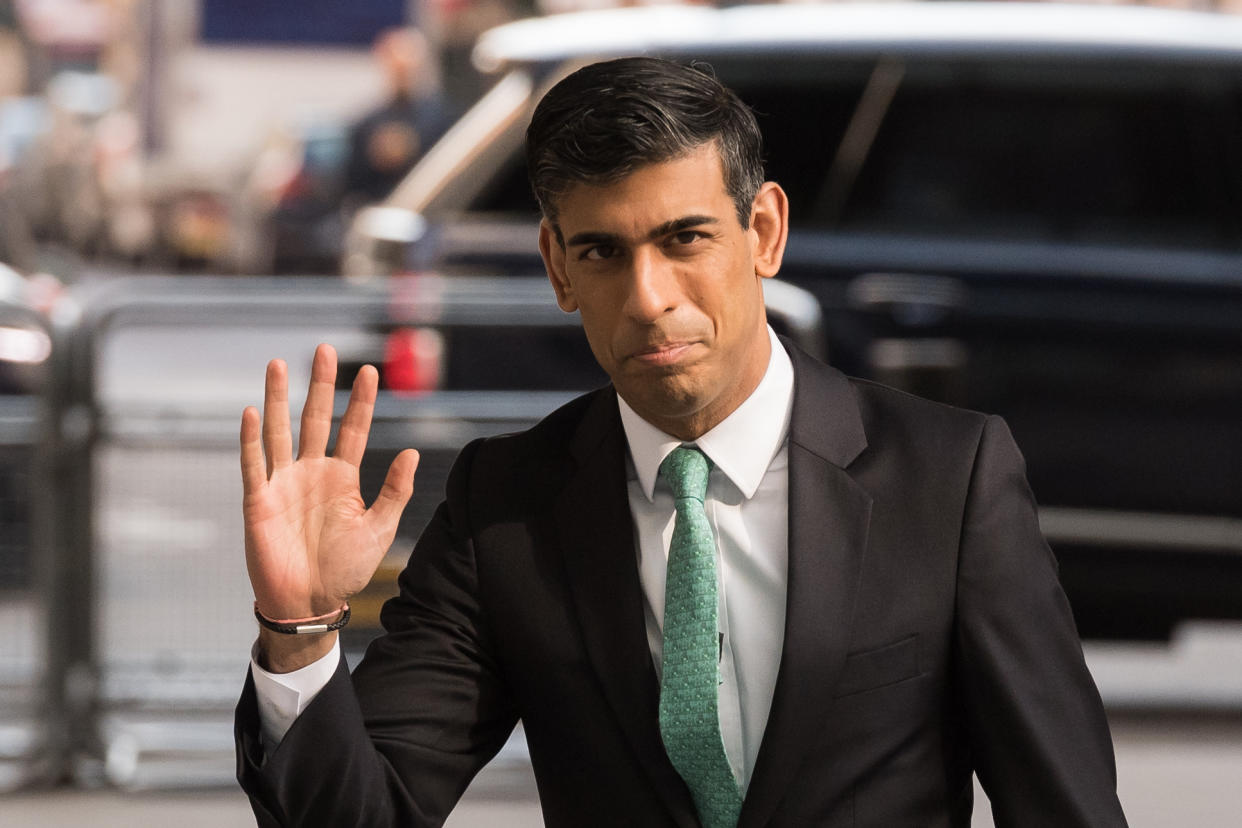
1,760,544,828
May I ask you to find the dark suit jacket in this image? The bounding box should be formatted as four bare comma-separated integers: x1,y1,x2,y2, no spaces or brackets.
236,341,1127,827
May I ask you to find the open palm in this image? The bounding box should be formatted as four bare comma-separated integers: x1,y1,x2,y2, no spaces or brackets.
241,345,418,622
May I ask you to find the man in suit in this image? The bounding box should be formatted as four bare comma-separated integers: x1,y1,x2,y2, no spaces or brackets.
236,57,1128,826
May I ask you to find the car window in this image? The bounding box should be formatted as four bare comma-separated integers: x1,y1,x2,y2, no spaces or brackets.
726,57,873,226
728,56,1242,250
832,60,1242,250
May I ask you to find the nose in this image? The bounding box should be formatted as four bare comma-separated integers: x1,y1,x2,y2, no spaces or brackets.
621,247,678,323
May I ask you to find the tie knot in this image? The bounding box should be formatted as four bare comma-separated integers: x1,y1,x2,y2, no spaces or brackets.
660,445,711,503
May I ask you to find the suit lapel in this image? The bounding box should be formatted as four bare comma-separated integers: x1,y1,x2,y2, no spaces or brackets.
740,345,873,828
554,389,700,827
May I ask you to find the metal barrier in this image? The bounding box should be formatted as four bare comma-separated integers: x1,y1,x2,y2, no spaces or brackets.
20,273,824,790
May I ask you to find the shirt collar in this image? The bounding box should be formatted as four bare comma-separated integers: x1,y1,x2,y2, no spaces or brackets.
618,325,794,502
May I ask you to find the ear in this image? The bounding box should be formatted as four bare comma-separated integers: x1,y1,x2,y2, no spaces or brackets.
539,219,578,312
749,182,789,279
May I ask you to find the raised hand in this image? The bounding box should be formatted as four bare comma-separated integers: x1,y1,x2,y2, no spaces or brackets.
241,344,418,669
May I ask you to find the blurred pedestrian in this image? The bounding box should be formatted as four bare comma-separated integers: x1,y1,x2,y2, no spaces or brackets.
342,27,452,210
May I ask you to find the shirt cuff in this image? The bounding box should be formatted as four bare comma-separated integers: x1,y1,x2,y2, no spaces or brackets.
250,636,341,755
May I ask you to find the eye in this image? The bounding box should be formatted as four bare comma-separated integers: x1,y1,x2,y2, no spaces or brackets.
581,244,617,261
670,230,706,247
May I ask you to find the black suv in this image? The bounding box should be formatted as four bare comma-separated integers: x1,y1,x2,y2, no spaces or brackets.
345,3,1242,640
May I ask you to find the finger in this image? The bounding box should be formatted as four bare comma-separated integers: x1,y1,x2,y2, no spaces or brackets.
240,406,266,496
299,344,338,460
365,448,419,542
334,364,378,467
262,358,292,476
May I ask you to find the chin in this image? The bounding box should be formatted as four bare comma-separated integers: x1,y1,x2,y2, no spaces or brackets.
626,378,711,419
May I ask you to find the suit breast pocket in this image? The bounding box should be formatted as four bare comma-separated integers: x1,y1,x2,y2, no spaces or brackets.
833,634,922,698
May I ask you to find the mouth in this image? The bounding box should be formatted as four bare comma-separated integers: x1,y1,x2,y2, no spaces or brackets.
629,341,697,367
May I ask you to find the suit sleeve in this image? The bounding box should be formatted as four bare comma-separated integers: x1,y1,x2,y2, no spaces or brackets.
235,438,519,827
955,416,1128,827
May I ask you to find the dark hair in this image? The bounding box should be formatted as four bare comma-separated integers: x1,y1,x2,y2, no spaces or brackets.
525,56,765,232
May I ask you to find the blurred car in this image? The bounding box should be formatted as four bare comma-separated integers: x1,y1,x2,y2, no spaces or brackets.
0,262,54,394
344,2,1242,641
0,260,48,594
0,260,54,591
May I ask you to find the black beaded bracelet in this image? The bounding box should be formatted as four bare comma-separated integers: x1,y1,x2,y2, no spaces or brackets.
254,603,351,635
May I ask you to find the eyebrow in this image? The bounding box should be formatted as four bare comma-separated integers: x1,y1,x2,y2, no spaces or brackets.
565,215,720,248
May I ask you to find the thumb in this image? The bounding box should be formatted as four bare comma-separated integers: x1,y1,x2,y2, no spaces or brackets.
365,448,419,540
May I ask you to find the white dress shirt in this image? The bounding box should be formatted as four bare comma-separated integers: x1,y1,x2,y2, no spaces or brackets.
619,324,792,792
252,326,795,787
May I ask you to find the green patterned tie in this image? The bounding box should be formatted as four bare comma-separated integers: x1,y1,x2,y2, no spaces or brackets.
658,446,743,828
